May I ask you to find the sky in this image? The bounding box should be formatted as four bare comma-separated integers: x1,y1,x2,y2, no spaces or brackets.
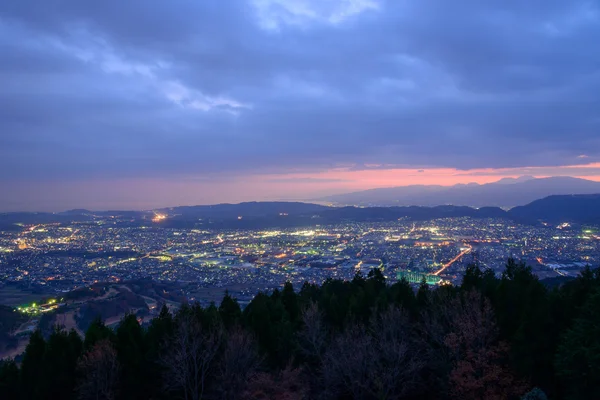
1,0,600,211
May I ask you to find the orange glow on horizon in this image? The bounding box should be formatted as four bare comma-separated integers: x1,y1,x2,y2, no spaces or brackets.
3,162,600,212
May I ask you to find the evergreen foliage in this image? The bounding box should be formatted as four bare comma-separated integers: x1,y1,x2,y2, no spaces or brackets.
2,259,599,399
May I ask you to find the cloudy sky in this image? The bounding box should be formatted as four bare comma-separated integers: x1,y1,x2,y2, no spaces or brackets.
1,0,600,211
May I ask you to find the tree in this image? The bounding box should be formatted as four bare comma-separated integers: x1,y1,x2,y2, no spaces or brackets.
10,257,600,400
461,264,497,298
0,359,19,400
243,365,307,400
417,277,430,308
146,303,174,395
243,293,271,353
462,264,486,291
366,268,386,296
20,329,47,400
496,259,554,389
521,387,548,400
44,327,83,400
351,271,366,288
115,314,147,400
443,291,526,400
297,302,327,363
219,291,242,329
281,282,300,325
322,306,424,399
369,306,425,399
298,281,320,306
215,328,261,400
297,301,328,395
77,339,120,400
555,290,600,400
243,292,293,367
389,278,416,316
84,317,115,350
266,297,294,367
161,313,222,400
200,302,221,331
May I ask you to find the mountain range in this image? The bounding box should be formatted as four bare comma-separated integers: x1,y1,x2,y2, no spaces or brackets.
317,176,600,208
2,194,600,229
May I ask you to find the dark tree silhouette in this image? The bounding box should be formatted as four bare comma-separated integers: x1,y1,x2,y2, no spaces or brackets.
8,260,600,400
161,313,222,400
77,339,120,400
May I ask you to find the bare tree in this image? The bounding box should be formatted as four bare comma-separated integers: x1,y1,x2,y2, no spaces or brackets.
298,302,327,360
421,290,526,399
371,306,425,399
417,287,469,393
322,306,424,400
243,364,307,400
76,339,119,400
216,328,262,400
322,324,373,399
419,288,458,348
161,314,222,400
442,291,527,400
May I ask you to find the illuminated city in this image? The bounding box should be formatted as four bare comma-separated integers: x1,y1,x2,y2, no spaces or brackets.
2,0,600,397
1,214,598,308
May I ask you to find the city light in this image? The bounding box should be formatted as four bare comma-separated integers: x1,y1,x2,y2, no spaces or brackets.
152,213,167,223
1,214,598,308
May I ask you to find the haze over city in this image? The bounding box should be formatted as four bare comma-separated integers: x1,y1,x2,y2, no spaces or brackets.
2,0,600,211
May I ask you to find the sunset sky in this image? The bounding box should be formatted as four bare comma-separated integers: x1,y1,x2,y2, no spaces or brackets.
1,0,599,211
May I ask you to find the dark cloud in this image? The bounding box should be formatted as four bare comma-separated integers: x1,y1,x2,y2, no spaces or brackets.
1,0,599,185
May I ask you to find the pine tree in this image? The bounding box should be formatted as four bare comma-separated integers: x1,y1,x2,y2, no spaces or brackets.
20,329,46,400
281,282,300,325
219,291,242,329
555,290,600,400
115,314,147,400
84,317,115,350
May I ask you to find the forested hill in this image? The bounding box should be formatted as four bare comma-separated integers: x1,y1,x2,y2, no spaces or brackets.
510,194,600,224
2,259,600,400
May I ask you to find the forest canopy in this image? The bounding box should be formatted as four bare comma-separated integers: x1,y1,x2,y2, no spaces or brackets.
1,259,599,400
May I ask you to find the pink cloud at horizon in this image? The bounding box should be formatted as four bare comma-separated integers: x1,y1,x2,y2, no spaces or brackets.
2,162,600,212
260,163,600,192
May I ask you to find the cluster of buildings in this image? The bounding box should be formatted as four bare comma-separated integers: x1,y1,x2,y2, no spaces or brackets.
1,216,599,301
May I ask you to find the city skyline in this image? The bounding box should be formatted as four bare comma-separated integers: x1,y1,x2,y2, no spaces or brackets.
2,0,600,210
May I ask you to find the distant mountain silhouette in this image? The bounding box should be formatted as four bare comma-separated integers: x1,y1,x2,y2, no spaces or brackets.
2,195,600,229
58,209,93,215
509,194,600,224
160,201,329,219
319,176,600,208
313,205,507,222
495,175,536,185
0,212,94,226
